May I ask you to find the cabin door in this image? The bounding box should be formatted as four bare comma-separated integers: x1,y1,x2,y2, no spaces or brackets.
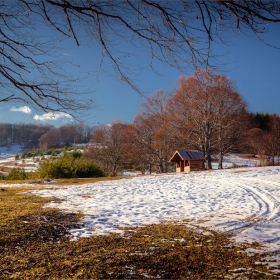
180,160,184,172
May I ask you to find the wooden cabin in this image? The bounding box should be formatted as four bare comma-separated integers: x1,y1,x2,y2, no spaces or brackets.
169,150,205,172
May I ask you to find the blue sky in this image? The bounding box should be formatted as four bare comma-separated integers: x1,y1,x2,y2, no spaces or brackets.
0,23,279,127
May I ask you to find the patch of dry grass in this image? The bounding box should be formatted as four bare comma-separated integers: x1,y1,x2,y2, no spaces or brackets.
50,176,128,186
0,186,278,279
0,166,13,173
0,176,126,186
233,169,250,173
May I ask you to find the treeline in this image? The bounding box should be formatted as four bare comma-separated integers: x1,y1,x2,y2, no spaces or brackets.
0,123,95,149
84,71,280,175
0,123,52,147
39,123,95,149
244,112,280,166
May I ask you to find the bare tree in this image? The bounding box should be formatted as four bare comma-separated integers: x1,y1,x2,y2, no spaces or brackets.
0,1,92,118
132,113,155,173
36,0,280,79
39,127,60,149
167,70,247,169
267,114,280,165
134,90,174,173
210,76,248,169
215,109,248,169
243,127,269,165
242,113,280,165
85,122,127,176
1,1,280,117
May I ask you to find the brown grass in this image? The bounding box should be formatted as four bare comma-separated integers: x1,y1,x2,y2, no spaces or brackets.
0,176,127,186
233,170,250,173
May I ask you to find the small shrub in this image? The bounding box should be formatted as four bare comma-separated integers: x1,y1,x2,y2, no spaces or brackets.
38,154,105,179
70,150,83,159
45,148,53,156
6,168,28,180
15,154,19,160
45,148,61,156
20,149,44,159
74,158,105,178
25,151,33,158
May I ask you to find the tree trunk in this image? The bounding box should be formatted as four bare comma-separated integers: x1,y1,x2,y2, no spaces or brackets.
204,122,212,170
205,152,212,169
218,152,223,169
141,164,145,175
112,161,117,177
159,160,166,173
205,157,212,169
204,138,212,169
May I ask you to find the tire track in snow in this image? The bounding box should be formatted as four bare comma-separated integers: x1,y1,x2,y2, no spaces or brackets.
236,178,280,221
220,178,280,253
235,182,276,221
202,177,278,233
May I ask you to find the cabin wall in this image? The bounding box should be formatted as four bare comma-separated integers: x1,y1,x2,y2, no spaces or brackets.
184,165,190,172
176,161,186,172
176,163,181,172
175,160,190,172
189,160,205,171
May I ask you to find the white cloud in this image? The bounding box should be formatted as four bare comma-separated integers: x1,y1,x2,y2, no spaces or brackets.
33,112,73,121
10,106,31,114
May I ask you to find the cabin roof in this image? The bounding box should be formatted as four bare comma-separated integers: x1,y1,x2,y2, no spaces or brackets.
170,150,205,162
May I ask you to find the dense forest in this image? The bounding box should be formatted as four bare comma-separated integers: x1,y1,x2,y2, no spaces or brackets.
0,123,95,150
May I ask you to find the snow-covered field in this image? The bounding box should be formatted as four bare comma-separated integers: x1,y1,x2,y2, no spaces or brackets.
23,166,279,261
0,144,23,158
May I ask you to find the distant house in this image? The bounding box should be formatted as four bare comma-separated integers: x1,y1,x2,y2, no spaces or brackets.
169,150,205,172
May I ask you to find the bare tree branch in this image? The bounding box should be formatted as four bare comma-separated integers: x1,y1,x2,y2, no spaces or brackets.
1,0,280,117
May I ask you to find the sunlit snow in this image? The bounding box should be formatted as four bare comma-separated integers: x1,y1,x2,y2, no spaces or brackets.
26,166,280,258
